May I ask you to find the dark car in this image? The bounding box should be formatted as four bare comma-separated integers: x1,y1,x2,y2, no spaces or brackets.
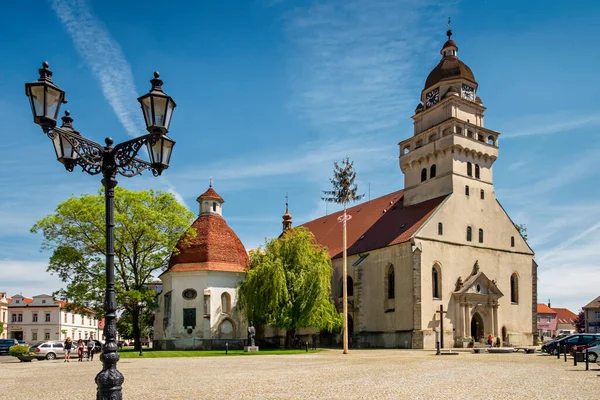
541,334,571,354
0,339,18,355
547,334,600,355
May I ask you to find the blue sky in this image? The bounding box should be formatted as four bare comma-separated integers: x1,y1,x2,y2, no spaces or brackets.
1,0,599,313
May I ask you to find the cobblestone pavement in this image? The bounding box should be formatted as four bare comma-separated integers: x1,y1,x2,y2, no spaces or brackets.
0,350,599,399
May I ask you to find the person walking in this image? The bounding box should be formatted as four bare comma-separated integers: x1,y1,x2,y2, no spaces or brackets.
487,334,494,347
87,336,95,362
64,337,73,362
77,339,85,362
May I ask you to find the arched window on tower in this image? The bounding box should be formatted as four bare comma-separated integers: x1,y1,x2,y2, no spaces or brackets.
467,162,473,177
212,202,217,212
430,164,437,178
387,265,395,299
421,168,427,182
510,274,519,304
479,229,484,243
438,222,443,236
467,226,472,242
475,164,480,179
221,292,231,314
432,265,441,299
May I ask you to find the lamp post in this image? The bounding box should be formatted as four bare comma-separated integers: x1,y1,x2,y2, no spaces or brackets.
25,62,177,400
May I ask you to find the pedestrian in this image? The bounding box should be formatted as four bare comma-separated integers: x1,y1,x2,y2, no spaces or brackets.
87,336,95,362
487,334,493,347
77,339,85,361
64,337,73,362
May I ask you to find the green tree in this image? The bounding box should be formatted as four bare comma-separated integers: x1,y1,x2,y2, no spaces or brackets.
515,223,528,241
31,187,195,350
237,227,341,348
0,321,4,337
116,308,153,340
574,310,586,333
322,158,364,354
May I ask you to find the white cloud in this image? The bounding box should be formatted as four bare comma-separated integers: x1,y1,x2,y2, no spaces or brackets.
51,0,144,138
0,260,64,297
501,113,600,139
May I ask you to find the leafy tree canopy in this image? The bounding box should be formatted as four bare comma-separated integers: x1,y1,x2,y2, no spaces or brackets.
0,321,4,336
515,223,528,242
31,187,195,346
574,310,586,333
237,227,341,345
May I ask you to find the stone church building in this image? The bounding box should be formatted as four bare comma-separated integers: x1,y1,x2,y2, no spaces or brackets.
152,185,250,350
300,29,536,349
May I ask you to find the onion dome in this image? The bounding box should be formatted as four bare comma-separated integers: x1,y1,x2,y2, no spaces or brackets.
165,185,249,274
443,85,459,98
423,29,476,91
282,200,293,231
415,103,425,113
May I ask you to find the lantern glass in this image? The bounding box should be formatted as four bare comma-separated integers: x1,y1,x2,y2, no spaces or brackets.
29,85,45,117
140,96,152,128
164,98,175,130
147,135,175,172
52,132,78,165
153,96,167,127
46,86,63,121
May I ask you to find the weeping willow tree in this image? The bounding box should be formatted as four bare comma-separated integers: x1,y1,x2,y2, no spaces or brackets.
322,157,364,354
237,227,341,347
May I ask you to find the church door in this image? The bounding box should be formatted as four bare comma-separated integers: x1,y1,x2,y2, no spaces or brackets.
470,313,484,342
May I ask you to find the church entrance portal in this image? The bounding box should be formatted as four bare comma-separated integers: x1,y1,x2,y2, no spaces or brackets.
470,313,484,342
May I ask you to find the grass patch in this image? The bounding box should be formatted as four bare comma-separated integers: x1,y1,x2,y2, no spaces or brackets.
118,348,322,358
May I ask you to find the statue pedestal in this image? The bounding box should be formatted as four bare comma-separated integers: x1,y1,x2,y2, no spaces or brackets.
244,346,259,352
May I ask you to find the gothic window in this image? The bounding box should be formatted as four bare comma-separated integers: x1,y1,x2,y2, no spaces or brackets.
479,229,484,243
467,162,473,177
475,164,481,179
347,276,354,297
510,274,519,304
387,265,395,299
221,292,231,314
480,190,485,200
203,295,210,316
465,185,470,196
467,226,472,242
430,164,437,178
163,291,172,330
218,319,233,339
432,265,441,299
438,222,443,236
421,168,427,182
511,236,515,247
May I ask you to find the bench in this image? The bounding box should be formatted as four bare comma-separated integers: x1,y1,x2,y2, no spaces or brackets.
513,347,536,354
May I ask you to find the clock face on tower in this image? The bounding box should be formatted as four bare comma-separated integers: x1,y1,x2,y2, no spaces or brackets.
462,84,474,101
425,87,439,107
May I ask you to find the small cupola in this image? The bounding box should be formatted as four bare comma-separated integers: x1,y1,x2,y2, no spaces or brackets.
441,21,458,58
282,199,293,232
196,181,224,217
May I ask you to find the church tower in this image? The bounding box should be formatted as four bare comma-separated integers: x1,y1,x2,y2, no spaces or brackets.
399,27,500,206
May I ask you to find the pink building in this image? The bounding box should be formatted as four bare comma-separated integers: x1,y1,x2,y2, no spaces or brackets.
537,304,558,340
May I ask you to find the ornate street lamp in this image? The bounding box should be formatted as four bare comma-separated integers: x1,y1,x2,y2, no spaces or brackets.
25,62,178,400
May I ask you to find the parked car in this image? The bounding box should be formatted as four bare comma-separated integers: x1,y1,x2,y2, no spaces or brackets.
541,334,570,354
0,339,18,355
582,344,600,363
30,341,65,360
569,338,600,356
17,340,28,346
546,334,600,356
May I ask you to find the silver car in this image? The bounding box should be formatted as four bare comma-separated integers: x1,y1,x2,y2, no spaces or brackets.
30,341,66,360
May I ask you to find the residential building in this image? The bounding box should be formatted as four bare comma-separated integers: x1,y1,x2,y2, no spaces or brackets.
583,295,600,333
536,304,557,340
7,294,100,342
552,307,577,335
0,292,9,339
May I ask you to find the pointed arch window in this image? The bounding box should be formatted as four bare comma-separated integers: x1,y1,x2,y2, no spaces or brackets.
387,265,395,299
438,222,443,236
475,164,481,179
421,168,427,182
430,164,437,178
467,226,472,242
467,162,473,177
432,265,441,299
347,276,354,297
510,274,519,304
479,228,484,243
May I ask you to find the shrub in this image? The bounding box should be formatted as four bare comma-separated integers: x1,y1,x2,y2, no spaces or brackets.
495,337,501,347
9,344,31,357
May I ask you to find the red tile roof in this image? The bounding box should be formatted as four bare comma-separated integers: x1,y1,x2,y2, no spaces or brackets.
552,308,577,325
7,297,33,304
165,214,249,274
537,304,556,314
583,295,600,309
197,186,224,203
300,190,446,259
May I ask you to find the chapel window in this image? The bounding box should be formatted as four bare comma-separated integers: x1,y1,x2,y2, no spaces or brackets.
347,276,354,297
467,226,472,242
467,162,472,177
221,292,231,314
510,274,519,304
387,265,395,300
430,164,437,179
421,168,427,182
432,265,441,299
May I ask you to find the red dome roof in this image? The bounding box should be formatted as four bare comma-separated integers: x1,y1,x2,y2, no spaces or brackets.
166,214,249,274
442,39,457,49
197,186,224,203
